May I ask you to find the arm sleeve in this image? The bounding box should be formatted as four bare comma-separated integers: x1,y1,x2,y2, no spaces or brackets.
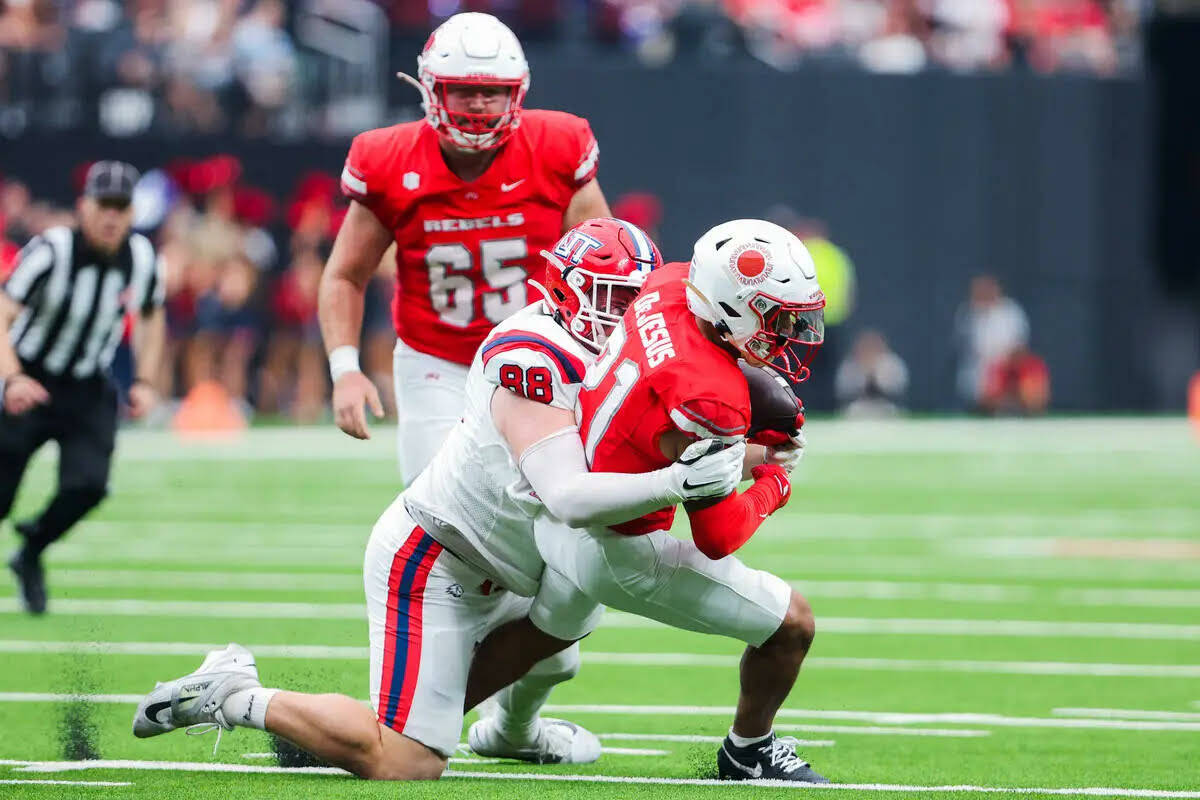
686,464,791,560
481,338,586,412
560,117,599,189
519,427,678,529
2,236,54,305
340,131,399,230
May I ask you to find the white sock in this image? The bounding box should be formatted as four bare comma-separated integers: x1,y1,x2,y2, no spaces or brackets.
221,687,279,731
728,728,773,748
495,646,581,745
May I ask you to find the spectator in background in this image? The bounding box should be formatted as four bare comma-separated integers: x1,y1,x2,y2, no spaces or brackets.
956,273,1049,414
262,242,325,421
1016,0,1118,75
231,0,297,137
0,0,63,52
768,207,855,411
835,329,908,417
611,191,663,241
980,342,1050,415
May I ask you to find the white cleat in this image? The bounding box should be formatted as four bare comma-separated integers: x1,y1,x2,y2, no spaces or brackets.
132,643,260,738
468,715,602,764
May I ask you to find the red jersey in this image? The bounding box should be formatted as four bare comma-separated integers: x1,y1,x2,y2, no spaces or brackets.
578,262,751,536
341,110,600,365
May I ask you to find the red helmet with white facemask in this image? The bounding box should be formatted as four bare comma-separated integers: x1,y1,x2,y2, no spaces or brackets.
533,218,663,352
398,13,530,152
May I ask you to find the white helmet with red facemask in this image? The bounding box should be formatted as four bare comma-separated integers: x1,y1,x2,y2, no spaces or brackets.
685,219,826,381
533,218,662,353
398,13,530,152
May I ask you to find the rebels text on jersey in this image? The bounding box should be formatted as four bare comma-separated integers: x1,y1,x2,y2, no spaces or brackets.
577,262,751,536
341,111,600,366
403,302,591,595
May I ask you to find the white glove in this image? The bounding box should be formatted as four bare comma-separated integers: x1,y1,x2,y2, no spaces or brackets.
666,439,746,503
766,430,806,473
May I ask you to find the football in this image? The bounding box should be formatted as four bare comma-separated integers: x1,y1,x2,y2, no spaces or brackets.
740,361,804,442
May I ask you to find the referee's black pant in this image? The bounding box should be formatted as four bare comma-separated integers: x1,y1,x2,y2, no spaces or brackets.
1,367,117,557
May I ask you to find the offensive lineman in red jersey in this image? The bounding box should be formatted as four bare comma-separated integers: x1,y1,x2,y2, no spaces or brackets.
319,12,610,484
464,219,831,782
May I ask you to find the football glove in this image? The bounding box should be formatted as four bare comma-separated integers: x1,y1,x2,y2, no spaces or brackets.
765,430,806,473
668,439,746,503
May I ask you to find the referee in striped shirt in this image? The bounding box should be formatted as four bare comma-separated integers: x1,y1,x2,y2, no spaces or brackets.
1,161,166,614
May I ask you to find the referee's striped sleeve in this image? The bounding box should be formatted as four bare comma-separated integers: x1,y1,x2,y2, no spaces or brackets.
2,236,54,305
129,234,165,313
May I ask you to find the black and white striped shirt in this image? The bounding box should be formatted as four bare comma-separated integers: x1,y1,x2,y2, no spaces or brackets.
2,226,165,380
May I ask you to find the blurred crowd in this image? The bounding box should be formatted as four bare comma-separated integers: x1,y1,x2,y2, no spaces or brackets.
0,0,1148,138
1,163,1050,419
1,156,397,423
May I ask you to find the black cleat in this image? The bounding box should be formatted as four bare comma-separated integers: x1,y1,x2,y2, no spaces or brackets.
8,549,47,615
717,734,829,783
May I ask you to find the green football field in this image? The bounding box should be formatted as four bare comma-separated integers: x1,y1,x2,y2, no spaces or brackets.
1,418,1198,799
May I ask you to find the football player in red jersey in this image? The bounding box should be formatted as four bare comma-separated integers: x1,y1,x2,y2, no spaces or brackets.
318,12,610,484
464,219,832,783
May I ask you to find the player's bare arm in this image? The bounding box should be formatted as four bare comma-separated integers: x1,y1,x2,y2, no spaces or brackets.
319,200,392,440
562,178,610,231
128,306,166,419
0,291,50,415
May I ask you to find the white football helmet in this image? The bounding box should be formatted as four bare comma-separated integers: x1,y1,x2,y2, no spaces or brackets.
398,13,530,151
685,219,826,381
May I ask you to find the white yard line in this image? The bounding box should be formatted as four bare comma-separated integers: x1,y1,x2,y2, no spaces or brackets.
7,599,1200,641
2,758,1199,797
0,693,1192,734
597,733,835,746
1,758,347,776
0,692,144,703
1052,708,1200,722
774,724,988,738
40,570,1200,609
542,705,1200,733
95,418,1198,459
47,569,362,592
1,640,1196,679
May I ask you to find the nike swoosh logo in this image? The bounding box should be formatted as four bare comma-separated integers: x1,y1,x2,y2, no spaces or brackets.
500,180,526,192
722,744,764,778
681,479,714,492
145,700,172,725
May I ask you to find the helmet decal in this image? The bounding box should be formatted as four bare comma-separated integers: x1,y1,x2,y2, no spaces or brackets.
731,243,772,286
553,230,605,265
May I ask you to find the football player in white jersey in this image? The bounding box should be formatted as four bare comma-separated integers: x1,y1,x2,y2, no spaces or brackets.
130,219,746,780
465,219,829,783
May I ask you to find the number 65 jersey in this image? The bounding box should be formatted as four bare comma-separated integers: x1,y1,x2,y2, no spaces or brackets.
341,111,599,367
403,302,592,596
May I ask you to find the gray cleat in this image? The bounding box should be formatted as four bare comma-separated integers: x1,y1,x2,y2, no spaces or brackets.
132,643,260,738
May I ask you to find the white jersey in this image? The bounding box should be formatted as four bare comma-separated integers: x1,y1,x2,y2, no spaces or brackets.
403,302,593,596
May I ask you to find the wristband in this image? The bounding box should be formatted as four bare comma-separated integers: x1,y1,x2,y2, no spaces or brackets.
328,346,361,382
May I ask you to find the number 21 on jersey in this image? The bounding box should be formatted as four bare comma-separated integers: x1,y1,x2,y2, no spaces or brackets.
581,324,638,465
426,237,528,328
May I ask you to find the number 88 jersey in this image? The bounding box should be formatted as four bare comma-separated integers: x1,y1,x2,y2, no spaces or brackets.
402,301,592,596
341,110,600,366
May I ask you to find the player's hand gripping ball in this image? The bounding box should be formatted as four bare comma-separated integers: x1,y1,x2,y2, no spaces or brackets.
740,361,805,447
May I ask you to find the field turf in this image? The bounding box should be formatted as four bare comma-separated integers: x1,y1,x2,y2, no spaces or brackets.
0,418,1197,799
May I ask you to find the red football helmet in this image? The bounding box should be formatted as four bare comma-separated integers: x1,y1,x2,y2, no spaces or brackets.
533,218,663,352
